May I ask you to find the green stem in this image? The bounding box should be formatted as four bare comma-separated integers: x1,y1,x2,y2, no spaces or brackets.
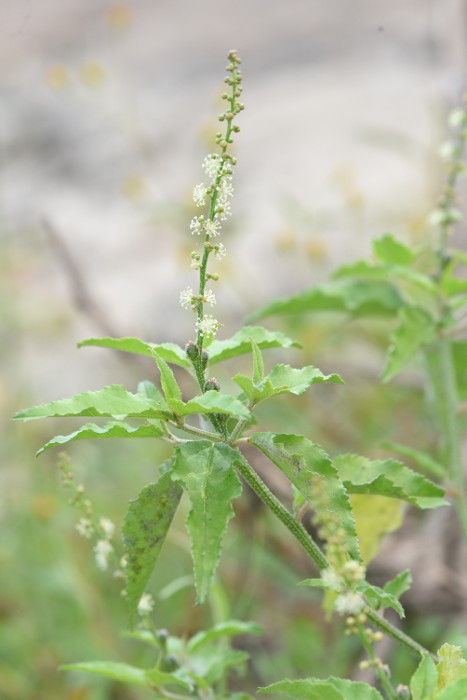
167,420,222,442
234,449,434,659
425,337,467,541
365,608,437,662
357,623,398,700
234,450,328,569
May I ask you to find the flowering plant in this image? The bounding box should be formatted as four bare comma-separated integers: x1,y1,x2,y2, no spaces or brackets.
14,52,467,699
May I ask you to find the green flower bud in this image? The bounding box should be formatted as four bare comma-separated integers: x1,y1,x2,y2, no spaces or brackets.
161,654,179,672
201,350,209,371
185,341,199,361
204,377,220,392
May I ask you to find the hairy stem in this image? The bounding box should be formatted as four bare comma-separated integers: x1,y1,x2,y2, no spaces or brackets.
234,449,434,659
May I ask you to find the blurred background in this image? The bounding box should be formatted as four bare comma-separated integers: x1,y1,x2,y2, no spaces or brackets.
3,0,467,697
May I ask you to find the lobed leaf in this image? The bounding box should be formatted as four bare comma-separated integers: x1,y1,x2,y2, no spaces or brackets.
171,441,242,603
251,337,265,384
383,569,412,600
144,667,192,690
155,355,182,402
258,677,384,699
13,385,172,422
436,644,467,692
350,494,403,565
381,441,445,480
169,392,250,419
122,467,183,626
381,306,436,382
410,655,438,700
248,279,404,322
250,433,360,561
333,454,447,509
358,581,405,617
60,661,149,688
78,336,190,368
436,678,467,699
373,233,415,266
188,620,263,653
207,325,301,365
37,420,165,455
233,364,343,406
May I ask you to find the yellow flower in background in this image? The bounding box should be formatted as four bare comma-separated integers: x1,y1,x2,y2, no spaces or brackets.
79,61,106,87
45,64,70,90
107,4,132,30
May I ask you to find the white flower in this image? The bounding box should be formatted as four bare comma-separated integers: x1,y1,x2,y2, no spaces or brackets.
321,567,343,592
137,593,155,615
196,315,222,337
76,517,93,539
190,215,205,236
204,289,216,306
99,517,115,538
94,539,113,571
213,243,226,259
193,183,208,207
203,154,222,182
180,286,195,310
439,140,455,161
218,177,234,204
341,560,365,583
205,219,220,237
334,592,364,615
448,108,466,129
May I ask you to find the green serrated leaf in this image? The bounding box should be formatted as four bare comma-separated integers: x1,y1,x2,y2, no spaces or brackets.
381,442,445,480
437,644,467,691
436,678,467,699
382,306,436,382
207,325,301,365
60,661,149,688
351,494,404,565
169,392,250,419
359,581,405,617
233,364,343,406
258,676,384,699
410,655,438,700
251,337,265,384
188,620,263,652
137,380,166,404
13,385,172,422
122,467,182,626
383,569,412,599
333,454,447,509
154,355,182,402
250,433,360,561
78,336,190,368
37,421,165,455
144,667,192,690
171,442,242,604
373,234,415,266
190,646,249,687
248,279,404,323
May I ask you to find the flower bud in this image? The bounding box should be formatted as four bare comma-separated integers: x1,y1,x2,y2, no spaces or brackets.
161,654,179,672
185,341,199,361
204,377,220,392
201,350,209,371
